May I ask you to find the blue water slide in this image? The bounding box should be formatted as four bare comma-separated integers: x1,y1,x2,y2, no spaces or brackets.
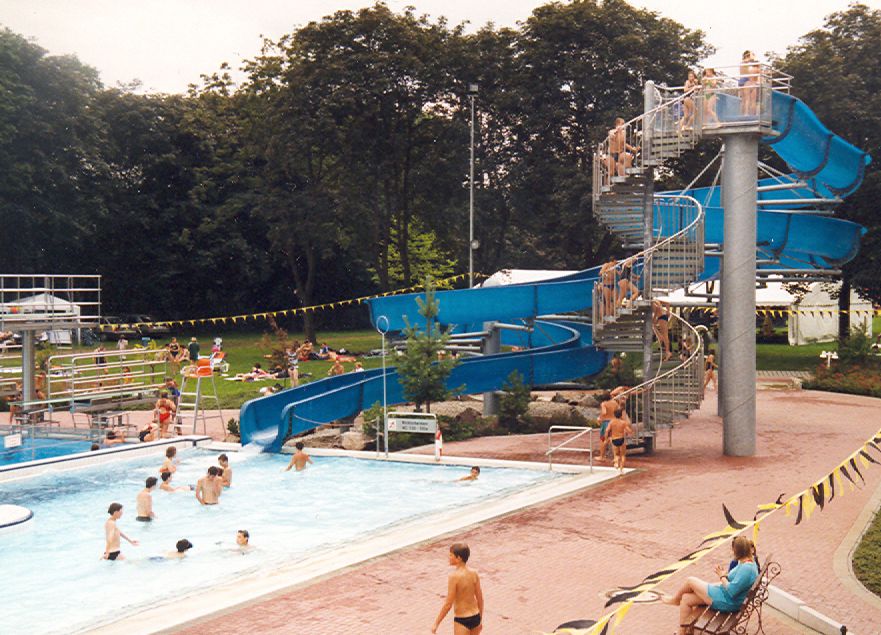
240,318,609,450
240,91,871,451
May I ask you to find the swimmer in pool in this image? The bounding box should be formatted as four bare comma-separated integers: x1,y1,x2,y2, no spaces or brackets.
167,539,193,559
103,502,138,561
136,477,158,521
457,466,480,482
218,453,232,487
195,466,221,505
160,470,191,493
159,446,178,475
284,442,313,471
236,529,251,552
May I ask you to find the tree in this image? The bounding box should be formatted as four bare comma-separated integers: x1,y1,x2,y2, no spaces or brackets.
777,3,881,338
499,370,531,432
396,278,458,411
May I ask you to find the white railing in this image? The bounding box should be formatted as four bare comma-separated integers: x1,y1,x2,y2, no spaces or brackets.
0,274,101,329
546,425,594,472
46,348,166,406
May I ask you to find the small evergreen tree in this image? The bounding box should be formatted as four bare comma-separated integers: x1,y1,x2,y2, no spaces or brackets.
396,277,458,412
499,370,531,431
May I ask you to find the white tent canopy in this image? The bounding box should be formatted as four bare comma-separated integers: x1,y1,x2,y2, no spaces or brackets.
480,269,577,287
658,280,873,345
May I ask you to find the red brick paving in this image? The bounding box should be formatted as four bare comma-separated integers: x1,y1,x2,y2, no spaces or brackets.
167,388,881,634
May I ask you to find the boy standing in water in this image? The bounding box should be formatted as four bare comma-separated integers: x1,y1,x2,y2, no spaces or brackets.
103,503,139,560
218,454,232,487
284,442,313,471
136,477,158,521
432,543,484,634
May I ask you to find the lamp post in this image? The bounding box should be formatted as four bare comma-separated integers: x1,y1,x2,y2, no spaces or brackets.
468,83,479,288
375,315,390,458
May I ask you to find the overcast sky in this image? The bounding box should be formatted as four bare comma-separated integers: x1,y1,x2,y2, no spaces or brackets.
1,0,876,94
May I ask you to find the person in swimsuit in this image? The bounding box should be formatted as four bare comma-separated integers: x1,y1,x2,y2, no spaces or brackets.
606,408,634,474
652,300,672,361
701,68,720,124
607,117,637,178
154,392,177,438
680,69,699,130
599,258,617,319
218,454,232,487
236,529,252,552
160,470,191,493
284,442,313,471
662,536,759,634
166,539,193,559
136,477,158,521
739,50,760,116
432,543,484,634
596,389,626,461
159,445,178,474
704,351,717,392
103,502,138,561
457,466,480,482
196,466,222,505
679,336,694,363
617,257,639,308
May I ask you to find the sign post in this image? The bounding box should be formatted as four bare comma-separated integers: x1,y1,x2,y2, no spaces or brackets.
386,412,439,460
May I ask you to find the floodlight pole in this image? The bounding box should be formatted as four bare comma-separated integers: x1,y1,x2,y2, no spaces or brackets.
468,83,479,288
376,316,390,459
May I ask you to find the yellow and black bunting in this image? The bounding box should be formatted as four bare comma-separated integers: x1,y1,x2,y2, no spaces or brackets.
683,308,879,317
554,425,881,635
97,273,487,332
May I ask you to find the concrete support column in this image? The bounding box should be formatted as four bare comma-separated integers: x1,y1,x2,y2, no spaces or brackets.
720,134,758,456
642,81,658,437
482,322,500,416
21,331,35,404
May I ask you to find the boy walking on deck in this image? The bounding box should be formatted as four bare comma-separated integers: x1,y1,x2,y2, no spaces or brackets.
432,543,484,634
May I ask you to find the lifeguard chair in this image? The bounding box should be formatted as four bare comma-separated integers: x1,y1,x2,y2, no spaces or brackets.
176,358,223,435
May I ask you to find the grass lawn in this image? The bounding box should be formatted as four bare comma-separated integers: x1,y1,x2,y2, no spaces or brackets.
853,508,881,598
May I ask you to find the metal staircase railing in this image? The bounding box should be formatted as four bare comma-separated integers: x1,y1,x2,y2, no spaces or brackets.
591,78,709,446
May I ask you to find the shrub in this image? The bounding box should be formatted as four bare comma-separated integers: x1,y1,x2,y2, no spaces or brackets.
499,370,531,432
837,327,874,366
226,418,240,436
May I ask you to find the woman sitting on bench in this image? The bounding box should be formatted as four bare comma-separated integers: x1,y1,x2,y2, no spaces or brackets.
662,536,759,634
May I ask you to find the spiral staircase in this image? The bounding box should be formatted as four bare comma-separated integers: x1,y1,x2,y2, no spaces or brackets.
590,89,707,452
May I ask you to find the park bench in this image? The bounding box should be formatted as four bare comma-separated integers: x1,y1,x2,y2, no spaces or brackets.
685,556,781,635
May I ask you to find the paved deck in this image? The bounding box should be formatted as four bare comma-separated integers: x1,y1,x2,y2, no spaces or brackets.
159,387,881,635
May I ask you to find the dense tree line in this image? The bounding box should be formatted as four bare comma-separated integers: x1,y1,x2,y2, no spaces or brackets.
2,1,878,340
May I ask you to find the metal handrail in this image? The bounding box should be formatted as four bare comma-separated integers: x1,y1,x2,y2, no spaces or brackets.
602,310,704,442
546,425,593,472
593,194,705,328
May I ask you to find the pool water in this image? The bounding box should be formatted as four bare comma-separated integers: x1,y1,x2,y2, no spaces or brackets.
0,436,96,466
0,449,560,633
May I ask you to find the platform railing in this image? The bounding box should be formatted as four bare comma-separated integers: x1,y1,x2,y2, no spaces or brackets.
0,274,101,329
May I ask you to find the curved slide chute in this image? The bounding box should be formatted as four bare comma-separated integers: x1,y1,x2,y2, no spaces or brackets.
240,318,608,450
240,92,869,451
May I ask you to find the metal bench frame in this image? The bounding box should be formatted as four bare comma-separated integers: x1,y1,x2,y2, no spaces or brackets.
687,557,781,635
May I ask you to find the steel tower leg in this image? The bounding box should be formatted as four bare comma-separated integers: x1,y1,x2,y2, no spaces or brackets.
720,134,758,456
482,322,500,416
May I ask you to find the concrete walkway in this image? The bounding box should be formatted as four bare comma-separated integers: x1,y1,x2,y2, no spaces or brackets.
162,387,881,635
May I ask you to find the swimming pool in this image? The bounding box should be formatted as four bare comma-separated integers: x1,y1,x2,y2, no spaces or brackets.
0,448,565,634
0,435,95,466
